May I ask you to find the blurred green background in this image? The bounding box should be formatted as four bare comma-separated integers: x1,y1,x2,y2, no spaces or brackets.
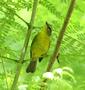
0,0,85,90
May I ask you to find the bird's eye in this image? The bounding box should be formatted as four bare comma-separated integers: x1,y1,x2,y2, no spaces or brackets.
46,22,52,35
47,26,52,35
48,26,51,30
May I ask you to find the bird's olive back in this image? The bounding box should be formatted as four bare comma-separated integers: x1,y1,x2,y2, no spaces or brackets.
46,22,52,36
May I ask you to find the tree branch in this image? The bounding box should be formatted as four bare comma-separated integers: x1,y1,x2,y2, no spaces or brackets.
46,0,76,72
11,0,38,90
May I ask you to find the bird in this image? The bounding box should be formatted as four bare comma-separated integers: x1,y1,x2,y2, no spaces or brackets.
26,22,52,73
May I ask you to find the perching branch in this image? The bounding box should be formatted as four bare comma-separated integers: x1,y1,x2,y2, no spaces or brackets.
46,0,76,71
11,0,38,90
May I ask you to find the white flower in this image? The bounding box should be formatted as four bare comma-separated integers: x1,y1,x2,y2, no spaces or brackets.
43,72,54,80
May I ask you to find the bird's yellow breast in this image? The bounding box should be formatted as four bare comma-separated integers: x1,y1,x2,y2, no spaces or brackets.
31,28,50,59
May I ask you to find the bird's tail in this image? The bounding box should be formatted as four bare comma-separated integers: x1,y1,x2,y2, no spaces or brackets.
26,60,37,73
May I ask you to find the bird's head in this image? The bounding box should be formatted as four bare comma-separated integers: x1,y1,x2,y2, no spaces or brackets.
45,22,52,36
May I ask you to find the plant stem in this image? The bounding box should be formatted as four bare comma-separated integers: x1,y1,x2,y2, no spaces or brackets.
11,0,38,90
46,0,76,71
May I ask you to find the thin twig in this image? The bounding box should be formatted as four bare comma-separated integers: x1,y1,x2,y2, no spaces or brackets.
11,0,38,90
0,55,19,62
14,13,29,26
0,55,28,63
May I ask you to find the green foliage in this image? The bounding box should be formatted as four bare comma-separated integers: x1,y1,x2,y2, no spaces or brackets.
0,0,85,90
